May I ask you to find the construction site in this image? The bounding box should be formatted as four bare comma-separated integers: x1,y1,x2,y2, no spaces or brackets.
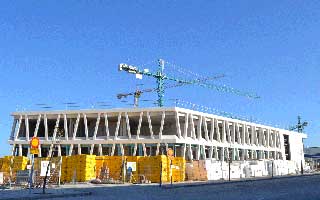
0,60,308,188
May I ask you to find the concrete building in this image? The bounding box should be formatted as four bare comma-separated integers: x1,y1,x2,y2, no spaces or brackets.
8,107,306,166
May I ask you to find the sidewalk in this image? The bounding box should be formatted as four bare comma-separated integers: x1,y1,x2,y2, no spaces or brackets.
161,172,320,189
0,187,91,200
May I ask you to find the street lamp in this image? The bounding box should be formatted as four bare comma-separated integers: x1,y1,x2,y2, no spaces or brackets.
42,128,63,194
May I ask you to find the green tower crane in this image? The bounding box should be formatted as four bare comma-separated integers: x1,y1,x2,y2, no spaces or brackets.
289,116,308,133
118,59,260,107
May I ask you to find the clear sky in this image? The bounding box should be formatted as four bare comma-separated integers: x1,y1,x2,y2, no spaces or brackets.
0,1,319,156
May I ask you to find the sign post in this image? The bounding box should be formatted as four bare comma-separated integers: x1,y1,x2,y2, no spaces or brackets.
29,137,40,193
167,148,174,187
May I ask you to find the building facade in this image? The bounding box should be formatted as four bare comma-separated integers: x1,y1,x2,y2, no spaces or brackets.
8,107,306,166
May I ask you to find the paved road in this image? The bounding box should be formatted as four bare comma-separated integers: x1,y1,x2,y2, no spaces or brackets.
6,175,320,200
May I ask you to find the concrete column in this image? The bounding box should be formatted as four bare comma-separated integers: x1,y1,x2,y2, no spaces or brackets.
214,146,218,160
90,144,95,155
183,113,189,139
25,115,29,141
190,115,196,140
215,119,220,142
98,144,103,156
209,146,213,159
120,144,124,156
58,145,61,156
133,143,138,156
232,123,236,143
93,113,101,140
182,143,186,159
225,121,230,143
69,144,73,156
222,121,226,143
221,147,225,162
266,129,270,147
240,149,245,160
11,144,15,156
38,144,42,157
142,143,147,156
14,115,23,140
232,148,236,161
225,148,229,161
10,119,17,140
244,149,248,160
137,112,143,139
83,114,88,140
175,112,182,139
19,144,22,156
78,144,81,155
64,114,68,141
197,116,202,140
251,126,256,146
44,114,48,141
196,145,200,160
159,111,165,140
203,117,209,141
156,143,160,156
210,118,214,142
259,128,264,146
203,145,206,160
115,112,122,139
189,144,193,160
147,112,154,139
111,144,115,156
245,125,249,145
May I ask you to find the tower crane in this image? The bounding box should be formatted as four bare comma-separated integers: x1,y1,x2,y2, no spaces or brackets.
117,74,225,107
289,116,308,133
118,59,260,107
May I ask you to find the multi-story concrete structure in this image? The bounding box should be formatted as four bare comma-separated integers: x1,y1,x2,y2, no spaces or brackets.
8,107,306,167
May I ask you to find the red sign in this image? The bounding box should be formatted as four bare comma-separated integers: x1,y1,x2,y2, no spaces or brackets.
30,137,40,149
167,148,174,160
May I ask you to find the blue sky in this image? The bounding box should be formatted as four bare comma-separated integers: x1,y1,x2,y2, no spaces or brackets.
0,1,319,156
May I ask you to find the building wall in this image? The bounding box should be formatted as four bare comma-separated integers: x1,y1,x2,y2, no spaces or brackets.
8,107,306,167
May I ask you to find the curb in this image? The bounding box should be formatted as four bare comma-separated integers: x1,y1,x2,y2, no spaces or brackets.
161,173,320,189
1,191,92,200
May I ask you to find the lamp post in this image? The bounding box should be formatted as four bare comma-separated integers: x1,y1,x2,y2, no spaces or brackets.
42,129,62,194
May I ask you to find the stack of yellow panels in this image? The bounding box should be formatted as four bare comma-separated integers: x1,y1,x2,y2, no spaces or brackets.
0,156,12,173
12,156,28,172
66,156,77,182
0,156,28,173
168,157,186,182
138,155,168,183
103,156,123,181
0,158,3,171
95,156,105,178
75,155,96,182
61,156,69,182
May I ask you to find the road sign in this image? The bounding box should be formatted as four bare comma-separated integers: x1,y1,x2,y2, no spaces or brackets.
127,162,137,172
40,161,50,177
167,148,174,160
30,137,40,149
0,172,3,184
30,148,39,155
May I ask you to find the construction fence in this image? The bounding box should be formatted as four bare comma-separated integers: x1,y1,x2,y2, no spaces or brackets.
0,155,303,185
0,155,186,185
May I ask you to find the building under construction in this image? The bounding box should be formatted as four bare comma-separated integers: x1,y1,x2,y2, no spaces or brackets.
8,107,306,167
